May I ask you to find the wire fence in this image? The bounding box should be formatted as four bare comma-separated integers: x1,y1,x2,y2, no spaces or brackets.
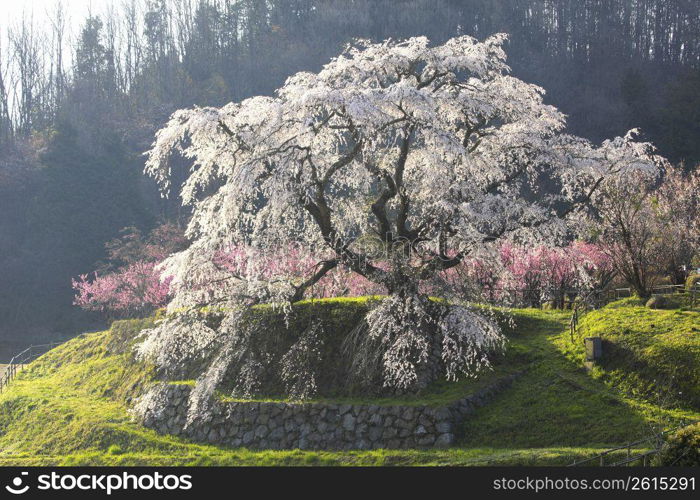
569,420,699,467
484,283,699,309
0,342,63,394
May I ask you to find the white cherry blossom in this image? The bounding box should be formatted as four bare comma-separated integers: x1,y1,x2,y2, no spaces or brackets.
138,34,664,402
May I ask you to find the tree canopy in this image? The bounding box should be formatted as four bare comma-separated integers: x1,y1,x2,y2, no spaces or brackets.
140,35,664,400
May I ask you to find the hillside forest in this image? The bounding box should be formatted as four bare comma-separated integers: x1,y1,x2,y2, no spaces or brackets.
1,0,700,347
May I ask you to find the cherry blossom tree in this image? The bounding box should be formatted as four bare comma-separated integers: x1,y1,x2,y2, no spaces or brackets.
496,241,612,307
593,170,662,299
655,164,700,285
138,34,664,402
72,262,173,319
593,164,699,296
72,223,186,319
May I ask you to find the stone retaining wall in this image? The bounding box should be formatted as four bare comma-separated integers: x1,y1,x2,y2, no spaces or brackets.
136,373,521,450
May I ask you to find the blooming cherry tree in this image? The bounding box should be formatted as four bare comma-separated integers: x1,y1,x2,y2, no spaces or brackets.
655,165,700,284
139,34,664,400
496,241,612,307
73,262,173,319
73,224,186,319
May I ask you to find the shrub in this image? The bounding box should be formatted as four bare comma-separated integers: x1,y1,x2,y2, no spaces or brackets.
646,295,669,309
654,423,700,466
604,297,645,308
686,274,700,293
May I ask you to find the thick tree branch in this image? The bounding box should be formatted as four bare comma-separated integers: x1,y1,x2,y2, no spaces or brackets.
370,124,414,243
290,259,339,302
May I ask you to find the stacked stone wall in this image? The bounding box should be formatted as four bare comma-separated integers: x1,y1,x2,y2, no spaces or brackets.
137,373,521,449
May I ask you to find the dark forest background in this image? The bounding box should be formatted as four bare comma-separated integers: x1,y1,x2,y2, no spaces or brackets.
1,0,699,345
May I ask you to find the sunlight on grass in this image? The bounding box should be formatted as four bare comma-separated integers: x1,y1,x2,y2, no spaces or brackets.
0,302,697,466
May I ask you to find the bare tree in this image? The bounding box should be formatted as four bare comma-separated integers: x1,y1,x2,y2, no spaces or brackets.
47,1,68,120
594,170,664,298
0,32,13,145
8,14,47,135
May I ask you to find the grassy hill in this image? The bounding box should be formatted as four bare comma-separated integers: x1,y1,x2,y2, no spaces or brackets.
0,299,697,466
565,297,700,407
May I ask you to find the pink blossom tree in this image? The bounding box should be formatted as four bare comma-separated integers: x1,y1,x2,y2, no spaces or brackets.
73,262,173,319
460,241,612,308
72,223,186,319
655,164,700,285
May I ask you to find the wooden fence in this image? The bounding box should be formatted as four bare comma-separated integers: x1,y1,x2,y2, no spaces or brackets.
479,284,696,310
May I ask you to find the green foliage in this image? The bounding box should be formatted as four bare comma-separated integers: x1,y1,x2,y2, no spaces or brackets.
686,274,700,292
570,300,700,407
654,423,700,466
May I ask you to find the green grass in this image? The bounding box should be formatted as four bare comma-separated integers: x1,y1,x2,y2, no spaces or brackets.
0,299,697,466
565,299,700,407
0,447,639,467
459,309,698,449
214,366,523,408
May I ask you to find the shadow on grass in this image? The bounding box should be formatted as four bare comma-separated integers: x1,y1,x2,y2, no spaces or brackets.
458,309,687,449
2,308,697,466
